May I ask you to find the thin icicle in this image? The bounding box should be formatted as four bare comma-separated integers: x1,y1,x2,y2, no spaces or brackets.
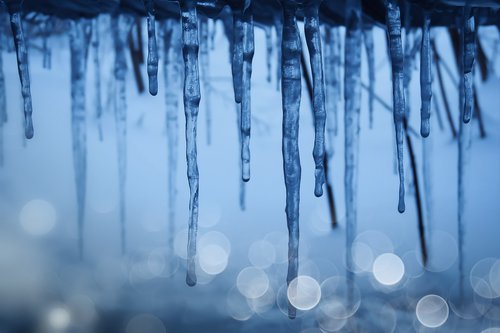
304,4,326,197
323,25,335,157
236,103,246,211
384,0,406,213
265,26,272,83
241,6,254,182
143,0,159,96
92,18,103,141
231,5,244,103
180,0,201,287
420,12,432,137
274,14,283,91
332,28,341,136
6,1,33,139
344,0,362,284
163,19,182,269
69,18,92,259
200,17,212,145
462,8,476,124
281,2,301,319
42,19,51,70
0,42,6,167
422,134,432,228
112,15,133,256
363,28,375,129
210,19,216,50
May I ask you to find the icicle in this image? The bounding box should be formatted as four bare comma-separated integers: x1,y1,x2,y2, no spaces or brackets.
274,14,283,91
231,5,244,104
0,42,6,167
92,18,103,141
304,4,326,198
69,18,92,259
143,0,159,96
240,6,254,183
420,12,432,137
200,17,212,145
210,19,216,50
6,1,33,139
384,0,406,213
42,20,51,70
281,2,301,319
332,28,341,137
363,29,375,129
180,0,201,287
265,26,272,83
163,19,182,269
323,26,334,157
112,15,133,255
236,103,246,211
344,0,362,285
462,8,476,124
422,134,432,227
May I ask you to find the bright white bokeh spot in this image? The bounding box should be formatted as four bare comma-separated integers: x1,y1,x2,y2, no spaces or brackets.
248,240,275,269
349,231,393,273
287,275,321,311
126,314,166,333
199,244,228,275
237,267,269,299
19,199,57,236
471,258,499,299
416,295,449,328
352,241,374,273
47,306,71,330
373,253,405,286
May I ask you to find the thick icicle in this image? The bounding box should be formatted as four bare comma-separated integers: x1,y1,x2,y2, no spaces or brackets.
163,19,182,268
112,15,133,255
420,12,432,137
200,17,212,145
274,14,283,91
69,19,92,259
240,6,254,182
344,0,362,284
6,1,33,139
304,3,326,198
281,2,301,319
0,42,6,166
384,0,406,213
231,4,244,104
143,0,159,96
462,8,476,124
363,28,375,129
265,26,272,83
92,18,103,141
180,0,201,287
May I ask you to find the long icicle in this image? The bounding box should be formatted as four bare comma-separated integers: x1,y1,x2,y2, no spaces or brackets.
0,39,7,167
163,18,182,270
332,27,341,137
231,3,244,104
180,0,201,287
462,8,476,124
143,0,159,96
384,0,406,213
200,17,212,145
265,25,272,83
92,17,104,141
241,5,254,182
323,25,335,157
236,103,246,211
69,18,92,260
344,0,362,293
112,15,133,255
6,1,33,139
304,3,326,198
281,1,301,319
363,28,375,129
420,12,432,137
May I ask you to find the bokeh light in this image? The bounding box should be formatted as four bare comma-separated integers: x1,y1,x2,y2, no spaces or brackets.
248,240,276,269
287,275,321,311
237,267,269,299
372,253,405,286
19,199,57,236
415,294,449,328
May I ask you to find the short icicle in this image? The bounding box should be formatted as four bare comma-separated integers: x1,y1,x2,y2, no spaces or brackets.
462,8,476,124
180,0,201,287
200,17,212,145
112,15,133,255
163,18,182,268
420,12,432,137
384,0,406,213
143,0,159,96
6,0,33,139
281,1,302,319
304,2,326,198
69,18,92,260
241,5,254,182
344,0,362,287
363,28,375,129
